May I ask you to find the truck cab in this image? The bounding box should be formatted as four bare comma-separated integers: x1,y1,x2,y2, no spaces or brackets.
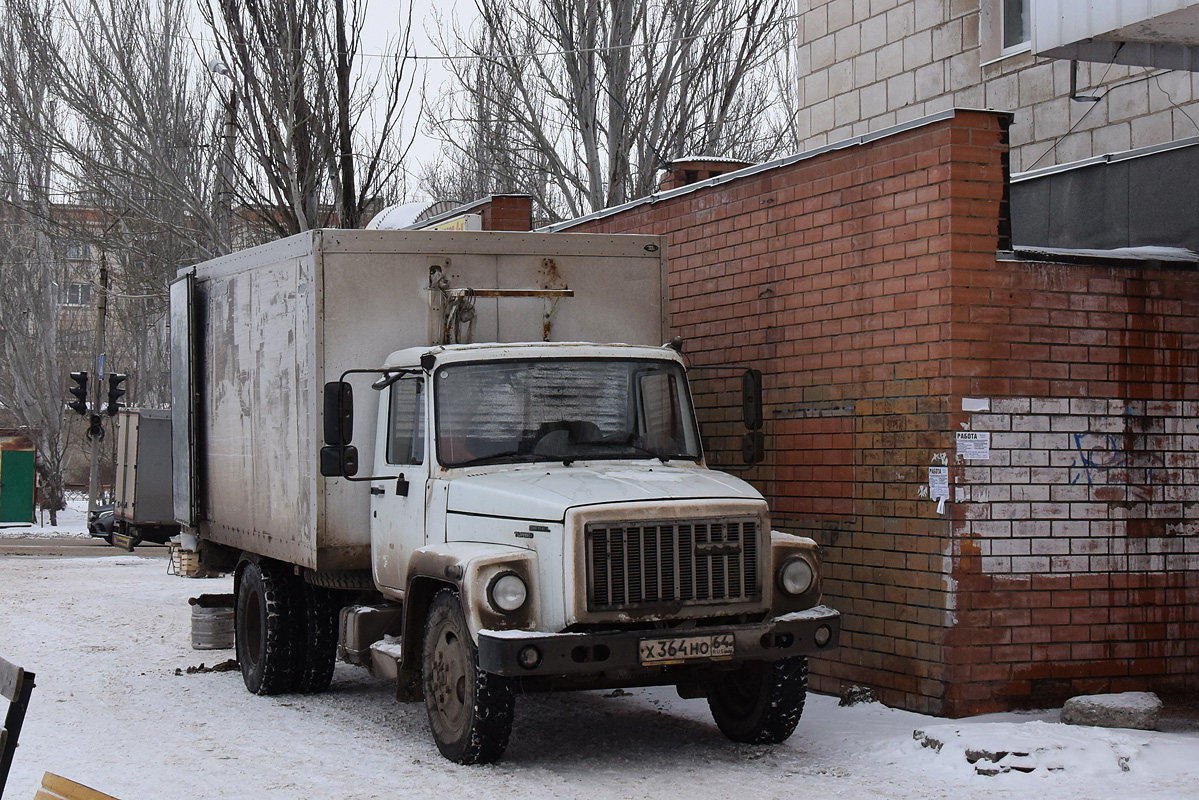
323,342,839,763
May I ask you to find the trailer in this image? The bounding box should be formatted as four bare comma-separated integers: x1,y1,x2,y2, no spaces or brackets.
108,408,178,549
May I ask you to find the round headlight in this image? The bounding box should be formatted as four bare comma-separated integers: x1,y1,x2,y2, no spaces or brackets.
779,557,814,596
488,572,528,613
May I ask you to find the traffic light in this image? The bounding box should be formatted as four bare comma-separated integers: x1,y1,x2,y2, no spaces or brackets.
106,373,127,416
67,371,89,416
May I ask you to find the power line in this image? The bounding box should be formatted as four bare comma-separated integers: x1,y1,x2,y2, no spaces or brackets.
1026,47,1124,172
4,1,797,65
1153,73,1199,134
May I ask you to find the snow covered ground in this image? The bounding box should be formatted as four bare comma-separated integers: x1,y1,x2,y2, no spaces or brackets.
0,498,92,537
1,552,1197,800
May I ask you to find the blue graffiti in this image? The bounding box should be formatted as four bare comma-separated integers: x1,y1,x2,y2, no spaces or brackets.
1069,433,1168,490
1070,434,1126,485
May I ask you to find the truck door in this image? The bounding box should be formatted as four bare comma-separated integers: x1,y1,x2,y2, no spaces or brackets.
370,375,427,594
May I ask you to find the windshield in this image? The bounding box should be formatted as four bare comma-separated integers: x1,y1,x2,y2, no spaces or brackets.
434,358,702,467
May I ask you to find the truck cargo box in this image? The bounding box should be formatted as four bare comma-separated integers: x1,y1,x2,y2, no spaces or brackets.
170,229,666,572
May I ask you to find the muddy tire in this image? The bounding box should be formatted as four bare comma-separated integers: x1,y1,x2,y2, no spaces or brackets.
422,589,514,764
707,656,808,744
235,557,303,695
295,582,340,693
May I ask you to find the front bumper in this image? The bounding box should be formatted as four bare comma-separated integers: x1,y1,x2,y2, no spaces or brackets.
478,605,840,678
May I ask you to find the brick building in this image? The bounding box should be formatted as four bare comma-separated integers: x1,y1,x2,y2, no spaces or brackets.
548,108,1198,716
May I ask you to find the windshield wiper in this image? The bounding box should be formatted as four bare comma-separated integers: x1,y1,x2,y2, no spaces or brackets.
449,450,543,468
579,439,690,463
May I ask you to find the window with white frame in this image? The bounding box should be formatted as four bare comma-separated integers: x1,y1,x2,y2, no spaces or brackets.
60,282,92,307
982,0,1032,64
1002,0,1030,52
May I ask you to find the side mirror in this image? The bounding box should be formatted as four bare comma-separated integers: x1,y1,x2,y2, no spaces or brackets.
320,445,359,477
324,381,354,445
741,369,763,431
741,430,764,465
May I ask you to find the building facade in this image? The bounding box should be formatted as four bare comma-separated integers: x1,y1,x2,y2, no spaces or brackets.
794,1,1199,174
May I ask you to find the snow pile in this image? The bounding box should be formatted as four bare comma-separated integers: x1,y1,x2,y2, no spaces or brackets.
910,721,1149,777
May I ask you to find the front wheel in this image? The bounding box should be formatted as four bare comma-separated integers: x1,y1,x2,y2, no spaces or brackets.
422,589,514,764
706,656,808,744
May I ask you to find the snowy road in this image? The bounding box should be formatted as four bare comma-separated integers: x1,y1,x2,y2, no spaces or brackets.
1,553,1197,800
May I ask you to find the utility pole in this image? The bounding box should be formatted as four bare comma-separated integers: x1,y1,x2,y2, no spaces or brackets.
210,60,237,253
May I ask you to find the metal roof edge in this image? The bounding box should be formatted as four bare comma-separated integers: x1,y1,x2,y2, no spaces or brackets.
1012,135,1199,183
541,107,1003,233
1003,245,1199,266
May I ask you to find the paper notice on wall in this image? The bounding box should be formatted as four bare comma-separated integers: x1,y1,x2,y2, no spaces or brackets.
956,431,990,459
929,466,949,498
929,466,949,515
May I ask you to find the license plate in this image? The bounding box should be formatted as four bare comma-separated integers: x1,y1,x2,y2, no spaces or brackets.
639,633,735,665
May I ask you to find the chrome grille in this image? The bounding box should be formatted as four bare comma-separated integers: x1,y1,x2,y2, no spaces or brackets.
585,517,761,611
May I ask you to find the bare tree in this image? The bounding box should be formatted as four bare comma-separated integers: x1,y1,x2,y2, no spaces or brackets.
3,1,223,255
425,0,793,222
0,0,420,516
0,0,223,434
201,0,419,238
0,5,73,521
0,0,229,514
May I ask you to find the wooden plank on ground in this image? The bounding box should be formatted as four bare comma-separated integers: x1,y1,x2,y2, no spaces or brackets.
0,658,22,701
34,772,121,800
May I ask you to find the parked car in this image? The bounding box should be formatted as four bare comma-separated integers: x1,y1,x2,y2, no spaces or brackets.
87,504,114,543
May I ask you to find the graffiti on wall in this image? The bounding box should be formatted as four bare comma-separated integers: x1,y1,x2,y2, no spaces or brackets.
1068,433,1170,488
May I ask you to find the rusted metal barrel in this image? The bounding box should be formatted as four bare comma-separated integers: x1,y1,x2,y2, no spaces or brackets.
189,594,235,650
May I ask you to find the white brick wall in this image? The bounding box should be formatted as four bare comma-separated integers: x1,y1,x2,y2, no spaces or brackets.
953,398,1199,577
796,0,1199,172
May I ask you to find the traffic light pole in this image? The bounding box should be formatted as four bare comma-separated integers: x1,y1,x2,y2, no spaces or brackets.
86,256,109,517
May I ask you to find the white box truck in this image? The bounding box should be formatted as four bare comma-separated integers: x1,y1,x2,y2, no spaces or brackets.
170,229,839,764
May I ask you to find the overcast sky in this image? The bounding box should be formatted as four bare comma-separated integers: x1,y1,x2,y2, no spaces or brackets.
361,0,463,191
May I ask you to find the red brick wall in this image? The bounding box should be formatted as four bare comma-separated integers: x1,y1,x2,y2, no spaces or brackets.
558,109,1199,716
945,259,1199,713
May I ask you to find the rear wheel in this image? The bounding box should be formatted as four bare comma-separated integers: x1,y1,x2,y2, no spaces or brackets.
706,656,808,744
295,582,339,693
235,558,304,695
422,589,514,764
